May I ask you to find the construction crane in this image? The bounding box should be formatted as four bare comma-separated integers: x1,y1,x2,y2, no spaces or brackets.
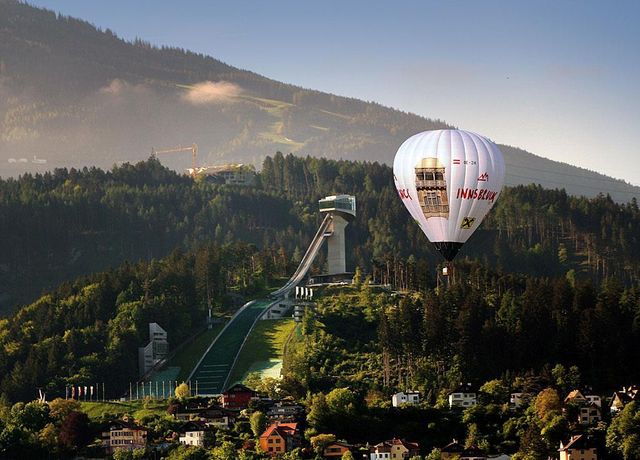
151,143,198,174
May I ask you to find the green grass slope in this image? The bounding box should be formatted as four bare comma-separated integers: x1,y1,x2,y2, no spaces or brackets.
228,318,297,385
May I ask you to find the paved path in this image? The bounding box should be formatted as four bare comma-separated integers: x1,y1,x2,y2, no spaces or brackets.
188,300,271,395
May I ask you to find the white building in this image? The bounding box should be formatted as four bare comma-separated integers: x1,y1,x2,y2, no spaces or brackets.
449,385,477,409
392,391,420,407
509,392,528,409
138,323,168,377
191,164,256,186
585,394,601,407
178,421,213,447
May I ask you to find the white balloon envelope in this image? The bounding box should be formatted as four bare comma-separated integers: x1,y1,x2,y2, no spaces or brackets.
393,129,505,260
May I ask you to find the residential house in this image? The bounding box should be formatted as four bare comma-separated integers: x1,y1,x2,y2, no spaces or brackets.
609,385,638,414
266,400,305,420
564,390,602,425
102,420,148,454
564,389,601,407
392,391,420,407
509,392,529,409
564,389,587,405
578,402,602,425
172,404,205,421
324,441,354,458
448,384,477,409
221,383,258,409
441,440,486,460
178,421,214,448
370,438,419,459
585,395,601,407
559,434,598,460
259,422,301,456
370,442,391,460
170,403,236,429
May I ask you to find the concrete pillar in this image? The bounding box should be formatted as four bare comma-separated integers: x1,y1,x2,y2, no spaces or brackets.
327,214,348,274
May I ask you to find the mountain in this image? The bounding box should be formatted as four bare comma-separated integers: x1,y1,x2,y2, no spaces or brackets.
0,0,638,202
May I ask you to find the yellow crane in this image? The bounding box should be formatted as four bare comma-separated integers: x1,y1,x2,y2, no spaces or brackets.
151,143,198,174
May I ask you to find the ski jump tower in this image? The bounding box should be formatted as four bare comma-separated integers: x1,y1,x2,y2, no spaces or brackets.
319,195,356,275
269,194,356,300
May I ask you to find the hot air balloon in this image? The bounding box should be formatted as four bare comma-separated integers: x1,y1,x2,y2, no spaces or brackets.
393,129,505,261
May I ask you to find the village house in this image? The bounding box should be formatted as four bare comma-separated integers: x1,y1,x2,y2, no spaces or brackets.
370,438,419,459
564,390,602,425
609,385,638,414
564,389,587,405
441,440,486,460
564,389,601,407
323,441,354,458
509,392,529,409
586,394,601,407
266,399,305,420
177,421,214,448
171,403,205,421
170,403,236,429
198,405,237,429
259,422,302,456
221,383,258,409
448,384,477,409
578,402,602,425
102,420,148,455
392,391,420,407
559,434,598,460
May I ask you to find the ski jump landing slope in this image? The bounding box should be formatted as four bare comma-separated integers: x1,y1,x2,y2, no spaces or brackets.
188,300,273,395
187,214,334,395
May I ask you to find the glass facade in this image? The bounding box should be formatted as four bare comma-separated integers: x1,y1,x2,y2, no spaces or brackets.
318,195,356,216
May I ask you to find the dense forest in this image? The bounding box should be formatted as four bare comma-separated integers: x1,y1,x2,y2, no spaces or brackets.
1,0,638,202
2,155,639,314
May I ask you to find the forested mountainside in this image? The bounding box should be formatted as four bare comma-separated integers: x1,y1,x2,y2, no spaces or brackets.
1,156,639,315
1,226,639,409
1,0,638,201
0,241,287,402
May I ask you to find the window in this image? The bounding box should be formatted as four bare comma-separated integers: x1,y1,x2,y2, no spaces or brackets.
423,190,441,208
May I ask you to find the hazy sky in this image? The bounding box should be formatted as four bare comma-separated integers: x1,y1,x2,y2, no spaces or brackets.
28,0,640,186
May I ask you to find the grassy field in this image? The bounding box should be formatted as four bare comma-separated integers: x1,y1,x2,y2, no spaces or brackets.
228,318,297,385
80,400,169,420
